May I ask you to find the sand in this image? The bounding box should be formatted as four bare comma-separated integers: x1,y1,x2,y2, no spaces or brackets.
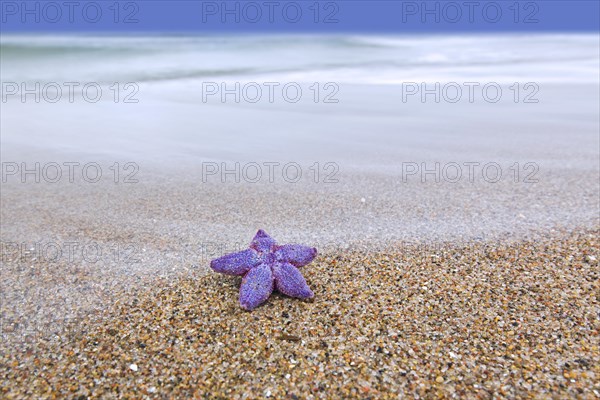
1,142,598,397
1,228,598,398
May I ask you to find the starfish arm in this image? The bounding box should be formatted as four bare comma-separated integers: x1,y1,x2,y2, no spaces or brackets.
250,229,277,253
239,263,274,310
275,244,317,267
273,262,314,299
210,249,259,276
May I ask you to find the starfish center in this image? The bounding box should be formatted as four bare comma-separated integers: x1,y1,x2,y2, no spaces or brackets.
264,252,276,264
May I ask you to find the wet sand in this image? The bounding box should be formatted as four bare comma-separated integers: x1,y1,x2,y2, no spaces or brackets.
1,228,598,398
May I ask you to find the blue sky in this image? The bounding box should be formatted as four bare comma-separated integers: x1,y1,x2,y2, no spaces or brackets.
1,1,599,33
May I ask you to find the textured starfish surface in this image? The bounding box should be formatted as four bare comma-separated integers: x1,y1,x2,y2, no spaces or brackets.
210,230,317,310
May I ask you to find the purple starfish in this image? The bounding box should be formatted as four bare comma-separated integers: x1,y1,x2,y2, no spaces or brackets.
210,230,317,310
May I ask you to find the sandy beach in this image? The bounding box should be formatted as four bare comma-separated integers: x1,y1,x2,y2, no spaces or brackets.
1,166,598,397
1,226,598,398
1,34,599,397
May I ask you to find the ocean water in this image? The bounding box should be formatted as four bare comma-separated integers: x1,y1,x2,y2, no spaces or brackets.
1,33,598,85
1,33,599,165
